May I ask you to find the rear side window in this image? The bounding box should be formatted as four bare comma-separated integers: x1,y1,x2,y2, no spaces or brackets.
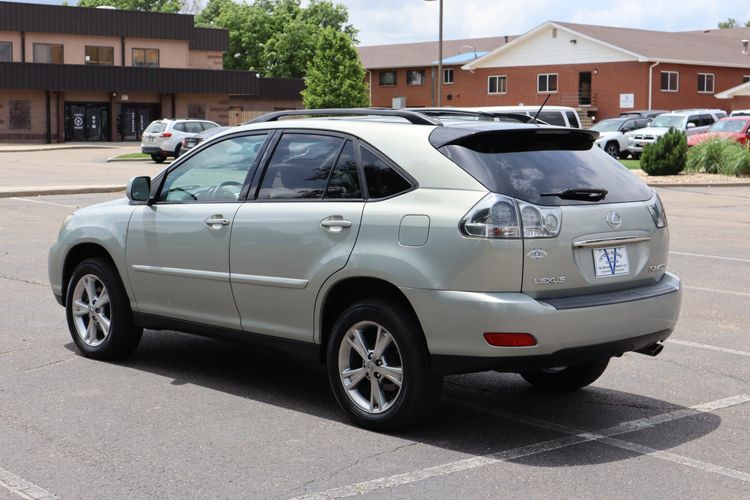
201,122,218,131
437,130,652,206
361,147,412,199
537,111,566,127
173,123,187,132
144,122,166,134
565,111,580,128
258,134,344,199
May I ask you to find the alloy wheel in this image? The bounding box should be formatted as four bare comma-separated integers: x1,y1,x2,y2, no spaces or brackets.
71,274,112,347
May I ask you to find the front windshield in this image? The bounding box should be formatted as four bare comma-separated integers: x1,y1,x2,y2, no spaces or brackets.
707,120,747,133
650,115,686,128
591,119,626,132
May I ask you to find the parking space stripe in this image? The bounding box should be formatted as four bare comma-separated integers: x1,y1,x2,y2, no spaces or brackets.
8,197,76,208
291,394,750,499
684,285,750,299
669,339,750,358
670,251,750,264
0,466,58,500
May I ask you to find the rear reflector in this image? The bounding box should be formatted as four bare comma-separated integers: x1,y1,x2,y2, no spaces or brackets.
483,332,537,347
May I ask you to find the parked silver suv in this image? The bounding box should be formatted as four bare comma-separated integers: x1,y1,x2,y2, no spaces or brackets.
141,118,220,163
49,109,682,431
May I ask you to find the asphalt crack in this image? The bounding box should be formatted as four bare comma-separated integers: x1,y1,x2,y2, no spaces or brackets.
0,274,47,287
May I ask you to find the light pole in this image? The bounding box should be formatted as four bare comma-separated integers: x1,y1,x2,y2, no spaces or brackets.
424,0,443,107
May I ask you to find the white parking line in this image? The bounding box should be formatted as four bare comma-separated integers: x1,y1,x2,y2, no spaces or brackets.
0,466,58,500
670,251,750,264
291,394,750,499
669,339,750,358
684,285,750,299
9,197,76,208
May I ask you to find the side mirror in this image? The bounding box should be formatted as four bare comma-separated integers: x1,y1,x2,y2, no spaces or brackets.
687,123,696,129
126,176,151,202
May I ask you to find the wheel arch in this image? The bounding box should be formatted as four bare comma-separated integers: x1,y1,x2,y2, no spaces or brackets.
61,243,120,304
317,276,425,363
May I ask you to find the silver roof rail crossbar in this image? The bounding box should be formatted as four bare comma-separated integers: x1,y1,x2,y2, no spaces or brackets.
415,109,545,124
245,108,441,126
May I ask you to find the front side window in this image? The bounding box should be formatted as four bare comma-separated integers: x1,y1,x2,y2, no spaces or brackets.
33,43,63,64
660,71,679,92
488,75,507,94
407,69,425,86
0,42,12,62
444,68,454,85
537,73,558,93
379,71,397,86
85,46,114,65
362,147,411,199
133,48,159,68
258,134,347,200
697,73,714,93
159,134,267,203
324,141,362,199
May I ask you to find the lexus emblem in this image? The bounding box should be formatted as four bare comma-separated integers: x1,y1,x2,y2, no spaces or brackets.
606,211,622,228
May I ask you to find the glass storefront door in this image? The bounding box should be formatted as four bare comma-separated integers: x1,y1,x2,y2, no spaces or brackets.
120,104,159,141
64,103,109,142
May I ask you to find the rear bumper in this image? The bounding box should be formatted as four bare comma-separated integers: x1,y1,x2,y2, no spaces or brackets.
402,272,682,374
141,146,167,155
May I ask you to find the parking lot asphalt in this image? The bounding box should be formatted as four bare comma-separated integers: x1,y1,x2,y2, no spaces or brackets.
0,186,748,499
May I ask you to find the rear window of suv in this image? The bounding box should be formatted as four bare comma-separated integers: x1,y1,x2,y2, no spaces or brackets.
144,122,166,134
437,129,652,206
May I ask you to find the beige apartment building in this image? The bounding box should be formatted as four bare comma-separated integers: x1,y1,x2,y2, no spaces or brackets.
0,1,303,143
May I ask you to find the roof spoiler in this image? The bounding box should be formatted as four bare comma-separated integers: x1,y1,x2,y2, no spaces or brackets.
429,127,599,150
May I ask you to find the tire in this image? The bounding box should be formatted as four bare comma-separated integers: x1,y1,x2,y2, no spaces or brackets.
519,358,610,392
65,258,143,360
604,141,619,158
326,299,441,432
150,153,166,163
631,152,641,160
172,144,181,159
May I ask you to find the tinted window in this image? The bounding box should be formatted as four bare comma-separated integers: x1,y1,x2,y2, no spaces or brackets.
438,131,651,206
144,122,166,134
362,147,411,199
565,111,580,128
537,111,566,127
159,134,267,203
259,134,344,200
325,141,361,199
699,114,715,127
185,122,204,133
173,123,187,132
201,122,218,131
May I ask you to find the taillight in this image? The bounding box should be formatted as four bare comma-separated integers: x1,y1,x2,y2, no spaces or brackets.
647,189,667,228
160,132,172,138
459,193,562,239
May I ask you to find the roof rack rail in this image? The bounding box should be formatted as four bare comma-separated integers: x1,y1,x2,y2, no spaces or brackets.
245,108,441,126
414,108,544,125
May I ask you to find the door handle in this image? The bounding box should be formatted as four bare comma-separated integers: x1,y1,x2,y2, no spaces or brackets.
204,215,230,229
320,216,352,233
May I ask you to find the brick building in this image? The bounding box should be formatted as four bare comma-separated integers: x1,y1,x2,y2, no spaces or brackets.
358,21,750,123
0,2,303,143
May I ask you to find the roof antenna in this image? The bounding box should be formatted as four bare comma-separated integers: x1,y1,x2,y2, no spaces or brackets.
533,93,552,123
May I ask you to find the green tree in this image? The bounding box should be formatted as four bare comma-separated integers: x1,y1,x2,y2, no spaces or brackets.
77,0,183,13
302,28,369,109
717,17,750,28
197,0,357,76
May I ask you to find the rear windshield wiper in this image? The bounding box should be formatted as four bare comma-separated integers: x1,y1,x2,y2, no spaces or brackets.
540,188,608,202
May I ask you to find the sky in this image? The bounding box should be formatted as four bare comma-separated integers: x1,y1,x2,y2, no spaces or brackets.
11,0,750,46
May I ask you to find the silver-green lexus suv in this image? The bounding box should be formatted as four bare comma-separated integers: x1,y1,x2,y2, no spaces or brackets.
49,109,682,431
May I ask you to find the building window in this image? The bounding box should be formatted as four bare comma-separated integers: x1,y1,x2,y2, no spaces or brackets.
660,71,679,92
187,104,206,120
379,71,397,86
444,68,454,84
85,46,114,66
744,75,750,84
9,101,31,130
697,73,714,93
537,73,558,93
33,43,63,64
407,69,425,86
132,48,159,68
488,75,507,94
0,42,11,62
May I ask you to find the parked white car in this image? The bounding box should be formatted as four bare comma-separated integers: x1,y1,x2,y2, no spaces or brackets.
590,116,651,158
141,119,220,163
462,105,582,128
626,110,725,157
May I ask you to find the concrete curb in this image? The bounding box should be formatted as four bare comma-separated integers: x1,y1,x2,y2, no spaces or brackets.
106,157,155,163
0,145,124,153
0,185,124,198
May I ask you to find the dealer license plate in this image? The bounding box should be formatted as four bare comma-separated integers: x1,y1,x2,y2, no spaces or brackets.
593,247,630,277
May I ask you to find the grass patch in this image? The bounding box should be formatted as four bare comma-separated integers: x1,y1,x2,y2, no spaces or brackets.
619,159,641,170
113,152,150,160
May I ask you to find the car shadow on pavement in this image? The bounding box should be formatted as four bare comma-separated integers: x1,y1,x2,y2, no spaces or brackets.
65,328,723,468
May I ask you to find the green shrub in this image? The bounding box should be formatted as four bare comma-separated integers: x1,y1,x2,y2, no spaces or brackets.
640,129,687,176
686,137,750,176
